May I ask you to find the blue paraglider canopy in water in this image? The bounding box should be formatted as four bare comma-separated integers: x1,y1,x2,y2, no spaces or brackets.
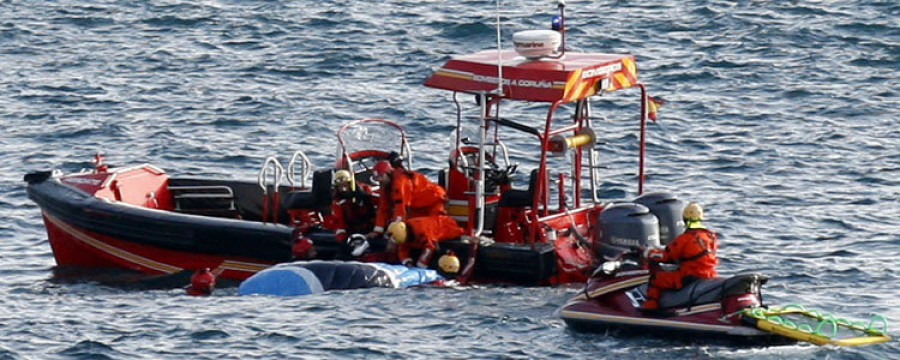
238,261,444,296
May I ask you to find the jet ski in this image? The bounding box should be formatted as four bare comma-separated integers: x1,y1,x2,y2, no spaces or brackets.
558,250,794,345
559,205,893,347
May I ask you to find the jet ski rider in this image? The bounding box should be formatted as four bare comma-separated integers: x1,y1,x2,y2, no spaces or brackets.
641,203,720,312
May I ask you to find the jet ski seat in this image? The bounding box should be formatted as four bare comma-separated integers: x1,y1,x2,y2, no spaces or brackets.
637,273,768,310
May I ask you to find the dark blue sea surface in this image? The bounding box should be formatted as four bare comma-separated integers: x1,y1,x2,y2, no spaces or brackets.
2,0,898,358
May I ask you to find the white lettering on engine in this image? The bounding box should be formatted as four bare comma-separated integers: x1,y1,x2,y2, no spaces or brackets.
610,237,642,247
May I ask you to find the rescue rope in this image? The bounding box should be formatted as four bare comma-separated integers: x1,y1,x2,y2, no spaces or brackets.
746,304,890,338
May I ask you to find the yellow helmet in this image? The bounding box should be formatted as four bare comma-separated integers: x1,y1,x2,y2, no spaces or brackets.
438,252,461,274
333,169,353,186
387,221,408,244
683,203,704,228
683,202,703,221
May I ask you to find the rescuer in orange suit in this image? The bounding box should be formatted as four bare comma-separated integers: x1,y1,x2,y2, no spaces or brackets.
322,169,376,256
641,202,719,312
387,217,464,268
365,159,449,239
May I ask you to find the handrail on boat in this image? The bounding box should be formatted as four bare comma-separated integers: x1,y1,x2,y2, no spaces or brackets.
286,150,312,190
258,156,285,224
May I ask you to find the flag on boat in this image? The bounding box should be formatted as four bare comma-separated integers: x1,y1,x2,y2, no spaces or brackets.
647,96,665,121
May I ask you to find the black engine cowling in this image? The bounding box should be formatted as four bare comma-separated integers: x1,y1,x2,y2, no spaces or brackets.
593,203,660,259
634,191,685,245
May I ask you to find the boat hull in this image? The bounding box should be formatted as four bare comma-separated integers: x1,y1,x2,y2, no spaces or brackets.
27,173,294,280
27,169,585,284
561,312,793,346
560,300,786,344
41,212,277,280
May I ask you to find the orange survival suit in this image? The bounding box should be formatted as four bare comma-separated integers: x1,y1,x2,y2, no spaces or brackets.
643,226,719,310
397,216,464,268
373,168,448,232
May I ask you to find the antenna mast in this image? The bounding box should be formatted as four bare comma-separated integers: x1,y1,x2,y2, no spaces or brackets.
558,0,566,56
495,0,504,96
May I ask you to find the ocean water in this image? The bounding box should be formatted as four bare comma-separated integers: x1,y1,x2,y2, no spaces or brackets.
2,0,898,359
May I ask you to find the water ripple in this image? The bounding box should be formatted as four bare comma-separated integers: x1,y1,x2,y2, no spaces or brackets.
2,0,899,359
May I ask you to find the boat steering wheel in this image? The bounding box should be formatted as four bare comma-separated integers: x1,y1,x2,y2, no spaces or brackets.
454,150,517,192
341,150,391,185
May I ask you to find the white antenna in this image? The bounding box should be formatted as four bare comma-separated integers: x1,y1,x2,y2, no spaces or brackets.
495,0,504,96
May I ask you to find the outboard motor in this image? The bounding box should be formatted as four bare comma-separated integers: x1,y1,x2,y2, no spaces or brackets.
634,192,685,245
593,203,660,260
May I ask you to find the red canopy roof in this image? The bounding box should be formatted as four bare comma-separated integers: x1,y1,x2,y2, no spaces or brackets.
424,49,638,103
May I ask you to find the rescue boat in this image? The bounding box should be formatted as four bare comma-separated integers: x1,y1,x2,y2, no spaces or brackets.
26,1,675,284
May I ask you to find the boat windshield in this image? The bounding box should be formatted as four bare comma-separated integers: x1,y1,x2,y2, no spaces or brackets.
335,118,411,171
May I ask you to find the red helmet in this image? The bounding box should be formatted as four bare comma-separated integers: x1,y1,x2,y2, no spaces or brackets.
292,236,314,259
373,160,393,177
187,268,216,296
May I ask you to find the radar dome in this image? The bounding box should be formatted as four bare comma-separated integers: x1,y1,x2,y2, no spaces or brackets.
512,30,561,59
